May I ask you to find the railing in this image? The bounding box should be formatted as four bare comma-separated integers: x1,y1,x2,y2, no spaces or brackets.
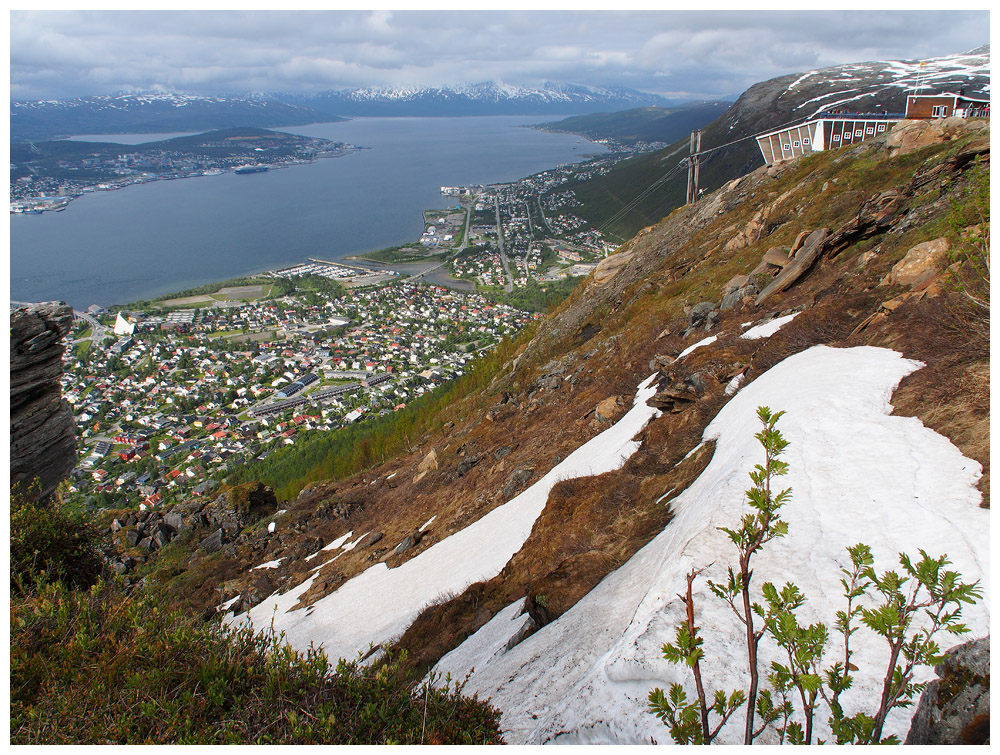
817,111,905,120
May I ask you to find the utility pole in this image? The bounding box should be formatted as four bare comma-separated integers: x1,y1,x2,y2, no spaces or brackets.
693,130,703,202
686,131,696,204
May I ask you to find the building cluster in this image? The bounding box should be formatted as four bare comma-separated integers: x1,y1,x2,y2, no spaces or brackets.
61,280,535,509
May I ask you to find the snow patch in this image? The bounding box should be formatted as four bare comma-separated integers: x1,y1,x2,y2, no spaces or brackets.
229,374,662,663
740,313,799,340
435,345,988,745
252,558,284,571
676,335,717,360
724,373,746,396
419,515,437,532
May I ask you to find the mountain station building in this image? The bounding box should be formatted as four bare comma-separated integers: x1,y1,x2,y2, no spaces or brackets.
755,92,990,165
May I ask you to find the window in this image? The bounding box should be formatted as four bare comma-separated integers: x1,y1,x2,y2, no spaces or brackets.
843,132,851,140
931,105,948,117
855,130,863,137
833,134,841,141
782,142,790,150
877,124,886,132
866,127,874,135
803,138,810,145
793,141,800,148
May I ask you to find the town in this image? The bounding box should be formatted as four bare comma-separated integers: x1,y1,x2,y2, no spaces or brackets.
60,268,536,510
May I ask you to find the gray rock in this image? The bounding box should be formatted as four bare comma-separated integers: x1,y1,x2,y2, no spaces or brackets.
721,288,743,311
10,303,77,503
688,301,717,327
503,468,534,500
456,455,481,477
152,526,172,549
905,637,990,745
110,518,124,533
357,531,384,549
393,535,415,555
198,528,225,553
165,512,184,531
493,446,512,461
138,537,154,552
125,529,141,547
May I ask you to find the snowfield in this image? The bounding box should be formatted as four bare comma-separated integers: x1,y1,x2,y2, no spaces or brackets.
228,374,662,662
434,345,989,744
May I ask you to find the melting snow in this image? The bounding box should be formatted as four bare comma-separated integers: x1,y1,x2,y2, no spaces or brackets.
724,373,746,396
419,515,437,532
434,345,988,745
740,312,799,340
229,374,663,662
252,558,284,571
676,335,717,360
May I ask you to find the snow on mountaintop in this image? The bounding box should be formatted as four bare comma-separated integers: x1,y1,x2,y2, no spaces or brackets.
227,374,662,662
434,345,989,744
785,46,991,118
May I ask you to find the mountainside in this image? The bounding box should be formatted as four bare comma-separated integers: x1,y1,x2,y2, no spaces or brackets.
109,116,989,743
10,92,336,141
536,101,732,144
283,81,680,117
563,45,990,241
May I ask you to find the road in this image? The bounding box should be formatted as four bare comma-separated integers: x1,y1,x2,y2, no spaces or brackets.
493,196,514,293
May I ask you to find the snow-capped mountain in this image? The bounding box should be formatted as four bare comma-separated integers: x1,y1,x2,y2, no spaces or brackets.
281,81,679,117
10,92,331,141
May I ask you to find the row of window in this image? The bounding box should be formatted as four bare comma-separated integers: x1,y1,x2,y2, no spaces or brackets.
778,122,890,151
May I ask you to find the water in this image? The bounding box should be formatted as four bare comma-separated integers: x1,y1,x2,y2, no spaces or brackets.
11,116,605,310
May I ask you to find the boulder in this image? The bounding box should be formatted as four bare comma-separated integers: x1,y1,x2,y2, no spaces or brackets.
905,637,990,745
165,511,184,531
592,249,634,285
417,448,439,475
594,395,626,424
756,228,829,305
197,528,225,554
881,237,950,289
761,247,792,267
503,468,534,500
724,274,749,294
885,120,945,157
357,531,384,549
688,301,717,328
493,446,512,461
455,455,481,477
125,529,142,547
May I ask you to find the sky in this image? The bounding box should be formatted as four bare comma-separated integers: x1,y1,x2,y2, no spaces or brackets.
9,8,991,102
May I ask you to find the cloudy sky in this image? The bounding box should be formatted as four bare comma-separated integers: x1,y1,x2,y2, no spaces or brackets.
10,8,991,101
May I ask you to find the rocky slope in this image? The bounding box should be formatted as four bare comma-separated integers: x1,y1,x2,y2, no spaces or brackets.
10,302,78,502
108,117,989,743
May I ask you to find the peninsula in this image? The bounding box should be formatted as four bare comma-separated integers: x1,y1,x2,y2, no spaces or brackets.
10,127,364,214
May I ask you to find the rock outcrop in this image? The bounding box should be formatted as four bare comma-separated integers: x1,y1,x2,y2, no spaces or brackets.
10,302,77,502
905,637,990,745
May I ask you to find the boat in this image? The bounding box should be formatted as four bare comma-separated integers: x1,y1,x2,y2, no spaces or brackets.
235,164,269,175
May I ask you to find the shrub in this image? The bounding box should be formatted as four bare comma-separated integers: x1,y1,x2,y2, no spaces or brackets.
10,484,102,594
11,577,504,744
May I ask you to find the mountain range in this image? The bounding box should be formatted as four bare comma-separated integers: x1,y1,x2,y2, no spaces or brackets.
11,82,690,141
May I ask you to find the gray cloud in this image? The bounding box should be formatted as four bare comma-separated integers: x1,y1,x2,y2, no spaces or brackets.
10,9,990,101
